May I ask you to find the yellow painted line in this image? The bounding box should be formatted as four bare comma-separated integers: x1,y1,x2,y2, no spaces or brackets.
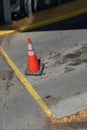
0,30,16,38
19,8,87,32
0,47,57,123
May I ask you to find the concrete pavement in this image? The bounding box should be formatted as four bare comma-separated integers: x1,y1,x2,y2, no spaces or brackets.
0,54,46,130
0,30,87,129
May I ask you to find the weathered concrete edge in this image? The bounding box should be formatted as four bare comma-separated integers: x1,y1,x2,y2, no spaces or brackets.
0,30,16,38
18,8,87,32
50,92,87,119
0,8,87,38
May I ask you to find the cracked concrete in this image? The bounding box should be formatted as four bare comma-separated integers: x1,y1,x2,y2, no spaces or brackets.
0,30,87,129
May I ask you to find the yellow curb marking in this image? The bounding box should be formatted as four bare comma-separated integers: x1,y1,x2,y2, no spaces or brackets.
0,47,56,123
0,8,87,37
19,8,87,32
0,30,16,38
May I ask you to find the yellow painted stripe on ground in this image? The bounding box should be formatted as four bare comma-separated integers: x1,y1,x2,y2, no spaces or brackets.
0,47,56,123
19,8,87,32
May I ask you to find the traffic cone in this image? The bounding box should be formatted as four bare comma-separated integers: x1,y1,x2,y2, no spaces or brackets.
25,38,44,75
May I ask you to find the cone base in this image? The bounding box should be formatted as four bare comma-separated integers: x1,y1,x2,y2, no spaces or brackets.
25,62,44,76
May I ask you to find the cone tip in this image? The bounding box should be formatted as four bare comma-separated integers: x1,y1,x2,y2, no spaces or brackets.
28,38,32,44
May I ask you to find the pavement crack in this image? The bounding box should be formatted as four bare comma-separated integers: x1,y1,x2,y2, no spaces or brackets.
6,70,13,91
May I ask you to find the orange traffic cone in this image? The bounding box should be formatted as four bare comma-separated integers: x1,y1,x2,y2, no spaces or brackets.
25,38,44,75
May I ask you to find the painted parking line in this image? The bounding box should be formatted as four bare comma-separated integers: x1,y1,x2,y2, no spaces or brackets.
19,8,87,32
0,47,57,123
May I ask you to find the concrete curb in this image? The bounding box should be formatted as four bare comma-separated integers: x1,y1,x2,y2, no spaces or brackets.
0,30,16,38
0,8,87,38
50,92,87,119
18,8,87,32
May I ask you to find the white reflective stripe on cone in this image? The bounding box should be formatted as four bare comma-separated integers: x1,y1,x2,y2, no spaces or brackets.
28,44,33,50
28,51,35,56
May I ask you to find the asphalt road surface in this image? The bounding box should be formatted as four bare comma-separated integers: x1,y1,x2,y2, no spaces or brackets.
30,13,87,31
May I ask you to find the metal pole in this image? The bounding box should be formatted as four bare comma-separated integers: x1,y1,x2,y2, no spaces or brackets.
34,0,38,11
2,0,12,24
27,0,33,17
20,0,25,13
0,0,3,23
